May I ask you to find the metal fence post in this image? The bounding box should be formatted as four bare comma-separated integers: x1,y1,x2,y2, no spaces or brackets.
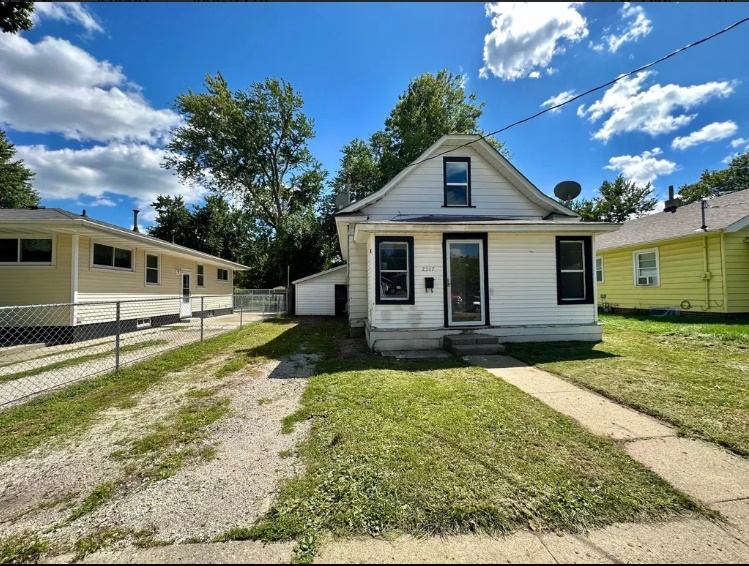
200,296,204,342
115,301,121,374
239,295,243,328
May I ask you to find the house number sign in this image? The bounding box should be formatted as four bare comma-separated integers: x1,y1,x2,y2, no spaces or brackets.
421,266,437,272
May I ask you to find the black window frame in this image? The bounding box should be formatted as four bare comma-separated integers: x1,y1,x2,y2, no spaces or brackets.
375,236,415,305
145,253,160,285
197,264,205,287
92,242,133,271
555,236,594,305
217,268,229,282
443,156,472,207
0,237,54,264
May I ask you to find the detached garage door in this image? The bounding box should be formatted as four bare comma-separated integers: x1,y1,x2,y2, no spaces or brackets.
293,265,347,316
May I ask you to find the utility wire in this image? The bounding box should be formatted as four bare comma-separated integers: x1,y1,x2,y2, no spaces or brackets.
407,15,749,169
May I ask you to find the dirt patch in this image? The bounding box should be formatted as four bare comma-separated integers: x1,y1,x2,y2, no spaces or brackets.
0,353,317,558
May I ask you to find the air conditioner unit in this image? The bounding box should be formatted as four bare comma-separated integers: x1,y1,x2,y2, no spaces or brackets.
638,276,656,286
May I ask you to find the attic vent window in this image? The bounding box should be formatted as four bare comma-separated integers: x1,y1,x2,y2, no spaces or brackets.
443,157,471,207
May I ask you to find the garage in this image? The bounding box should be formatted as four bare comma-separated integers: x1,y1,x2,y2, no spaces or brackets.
293,265,347,316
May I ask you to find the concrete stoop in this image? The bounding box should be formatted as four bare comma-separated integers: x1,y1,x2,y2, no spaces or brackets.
444,333,506,356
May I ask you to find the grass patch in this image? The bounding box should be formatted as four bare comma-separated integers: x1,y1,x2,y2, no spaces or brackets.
0,532,49,564
258,397,271,405
507,313,749,456
73,526,130,561
0,339,169,384
68,481,116,521
278,449,293,459
225,320,697,562
185,388,216,399
112,397,229,481
0,322,290,463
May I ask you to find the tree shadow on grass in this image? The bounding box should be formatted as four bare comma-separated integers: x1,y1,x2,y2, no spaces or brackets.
505,341,619,364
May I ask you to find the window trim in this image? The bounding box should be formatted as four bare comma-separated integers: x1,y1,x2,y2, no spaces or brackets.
632,248,660,287
217,268,229,282
0,235,56,266
375,236,415,305
90,241,135,272
555,236,594,305
443,156,472,207
596,256,604,284
145,252,161,286
197,264,205,287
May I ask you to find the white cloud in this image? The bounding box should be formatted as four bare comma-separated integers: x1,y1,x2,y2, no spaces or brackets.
529,71,541,79
578,71,734,142
605,148,677,186
0,34,181,143
16,143,205,219
671,121,738,150
540,89,576,112
32,2,103,34
480,2,588,81
595,2,652,53
729,137,748,148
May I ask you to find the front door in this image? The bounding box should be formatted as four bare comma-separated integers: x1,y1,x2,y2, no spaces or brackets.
180,273,192,318
446,239,485,326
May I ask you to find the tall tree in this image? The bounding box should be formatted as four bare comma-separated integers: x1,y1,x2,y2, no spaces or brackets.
679,150,749,204
567,175,657,222
0,130,39,209
331,70,507,202
148,195,192,246
165,74,326,238
0,1,33,34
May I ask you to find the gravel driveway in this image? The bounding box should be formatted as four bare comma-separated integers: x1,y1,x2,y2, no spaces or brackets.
0,347,316,559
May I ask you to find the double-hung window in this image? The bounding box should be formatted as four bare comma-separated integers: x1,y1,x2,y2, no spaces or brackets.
555,236,593,304
145,254,160,284
443,157,471,207
375,236,414,304
197,265,205,287
217,268,229,282
0,238,53,264
92,243,133,270
596,257,604,283
634,249,659,286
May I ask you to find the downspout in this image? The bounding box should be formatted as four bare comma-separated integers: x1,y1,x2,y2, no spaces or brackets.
703,234,710,310
720,232,729,313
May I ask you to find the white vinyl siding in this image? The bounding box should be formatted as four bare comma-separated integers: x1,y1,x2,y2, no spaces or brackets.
634,249,659,286
347,226,367,328
363,145,547,220
294,268,347,316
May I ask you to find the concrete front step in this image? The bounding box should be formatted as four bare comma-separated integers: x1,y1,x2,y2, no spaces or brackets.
443,333,498,347
448,343,506,356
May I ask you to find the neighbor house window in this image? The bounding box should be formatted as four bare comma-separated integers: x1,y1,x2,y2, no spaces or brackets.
0,238,53,264
146,254,160,284
217,268,229,281
375,236,415,304
443,157,471,207
197,265,204,287
556,236,593,305
596,257,604,283
92,243,132,270
634,249,659,286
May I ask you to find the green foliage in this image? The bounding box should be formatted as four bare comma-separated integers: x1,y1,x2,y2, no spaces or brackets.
0,130,38,209
73,527,131,561
329,70,506,204
0,2,34,35
0,532,48,564
679,150,749,205
69,482,117,521
568,175,657,222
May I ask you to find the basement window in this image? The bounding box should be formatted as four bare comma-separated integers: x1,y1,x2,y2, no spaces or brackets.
136,318,152,329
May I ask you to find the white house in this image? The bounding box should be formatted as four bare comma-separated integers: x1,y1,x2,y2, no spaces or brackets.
332,134,619,351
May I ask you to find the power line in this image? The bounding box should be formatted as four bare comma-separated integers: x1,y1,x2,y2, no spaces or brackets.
407,15,749,169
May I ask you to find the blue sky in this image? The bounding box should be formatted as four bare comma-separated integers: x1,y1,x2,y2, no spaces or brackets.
2,2,748,228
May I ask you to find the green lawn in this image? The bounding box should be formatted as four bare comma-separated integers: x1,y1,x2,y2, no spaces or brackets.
507,313,749,457
227,320,698,562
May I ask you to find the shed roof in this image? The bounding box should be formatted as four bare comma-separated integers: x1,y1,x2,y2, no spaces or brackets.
596,190,749,251
292,265,346,285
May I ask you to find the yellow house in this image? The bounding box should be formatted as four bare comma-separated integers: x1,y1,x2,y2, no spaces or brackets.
596,189,749,316
0,207,249,344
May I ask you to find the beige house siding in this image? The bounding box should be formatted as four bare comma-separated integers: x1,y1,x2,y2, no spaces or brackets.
347,226,367,329
0,233,72,308
724,227,749,312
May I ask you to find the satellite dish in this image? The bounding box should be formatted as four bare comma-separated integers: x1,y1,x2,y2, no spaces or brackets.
554,180,582,202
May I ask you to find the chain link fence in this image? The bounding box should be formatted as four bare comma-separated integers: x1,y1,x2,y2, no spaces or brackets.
233,289,288,315
0,293,286,408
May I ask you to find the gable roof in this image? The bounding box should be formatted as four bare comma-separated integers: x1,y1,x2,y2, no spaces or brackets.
597,189,749,251
0,207,250,270
291,264,346,284
335,134,578,218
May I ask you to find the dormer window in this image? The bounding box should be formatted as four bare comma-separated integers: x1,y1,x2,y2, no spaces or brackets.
443,157,471,207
